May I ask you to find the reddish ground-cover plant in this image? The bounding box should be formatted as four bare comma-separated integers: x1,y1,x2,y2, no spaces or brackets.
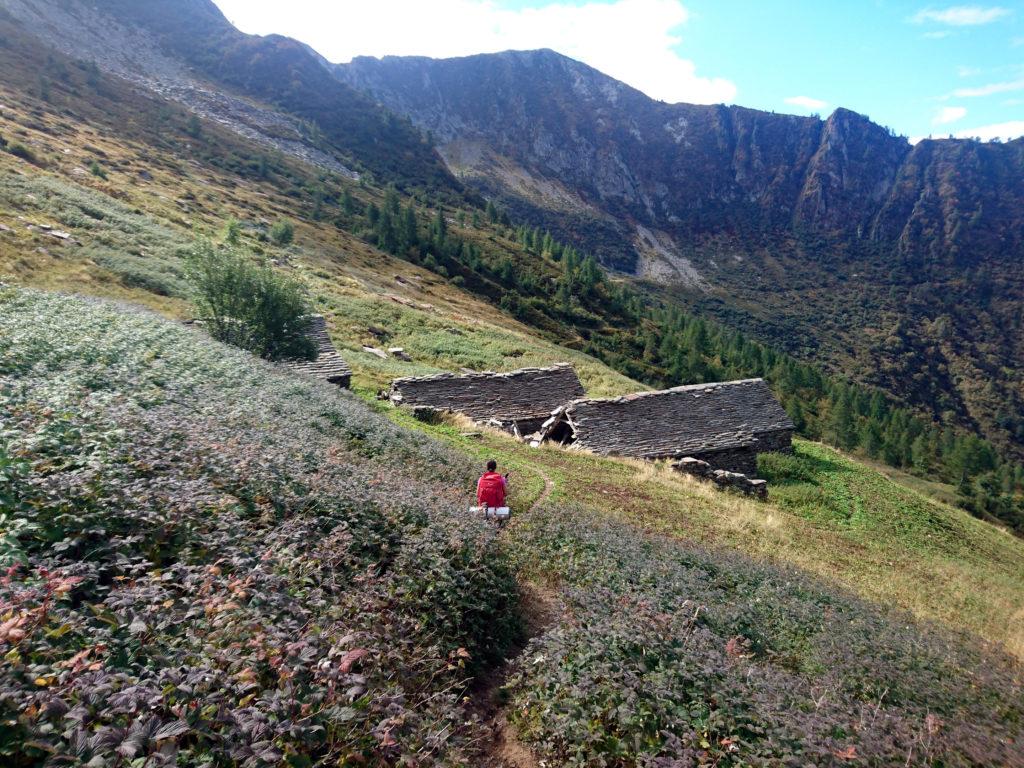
0,287,520,766
504,507,1024,766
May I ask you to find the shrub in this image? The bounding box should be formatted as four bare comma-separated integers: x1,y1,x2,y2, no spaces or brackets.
185,241,315,360
222,216,242,245
7,142,39,165
269,218,295,246
757,450,819,484
89,159,107,179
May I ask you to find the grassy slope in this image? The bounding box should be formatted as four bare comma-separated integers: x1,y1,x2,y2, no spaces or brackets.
1,15,1022,656
0,54,636,399
5,289,1022,767
0,287,521,764
389,411,1024,658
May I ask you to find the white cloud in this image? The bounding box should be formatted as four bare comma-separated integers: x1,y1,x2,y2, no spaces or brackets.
933,105,967,124
912,5,1011,26
923,29,953,38
784,95,828,111
951,77,1024,97
211,0,736,105
952,120,1024,140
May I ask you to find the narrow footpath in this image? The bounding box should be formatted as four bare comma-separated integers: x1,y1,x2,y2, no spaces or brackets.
476,468,558,768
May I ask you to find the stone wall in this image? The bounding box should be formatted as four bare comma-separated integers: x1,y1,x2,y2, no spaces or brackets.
672,457,768,499
692,445,758,476
756,428,794,454
281,315,352,388
390,364,584,423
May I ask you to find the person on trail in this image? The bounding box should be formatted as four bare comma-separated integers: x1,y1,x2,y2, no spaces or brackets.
477,459,508,509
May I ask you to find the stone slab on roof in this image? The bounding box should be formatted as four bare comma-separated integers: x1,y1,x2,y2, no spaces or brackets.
390,363,584,423
550,378,793,459
281,315,351,388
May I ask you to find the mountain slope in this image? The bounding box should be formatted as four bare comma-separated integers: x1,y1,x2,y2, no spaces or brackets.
1,0,457,190
4,290,1023,766
0,286,521,764
1,2,1020,530
1,9,1024,764
335,51,1024,457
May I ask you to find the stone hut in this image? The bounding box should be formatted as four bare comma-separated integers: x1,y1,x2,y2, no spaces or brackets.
537,378,793,475
281,315,352,388
389,363,585,435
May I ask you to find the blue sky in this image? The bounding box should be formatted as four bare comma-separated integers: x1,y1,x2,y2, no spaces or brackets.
212,0,1024,141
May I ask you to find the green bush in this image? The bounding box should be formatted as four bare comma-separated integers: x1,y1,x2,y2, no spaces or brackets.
185,241,315,360
269,218,295,246
7,142,39,165
89,159,107,179
757,450,819,484
222,216,242,245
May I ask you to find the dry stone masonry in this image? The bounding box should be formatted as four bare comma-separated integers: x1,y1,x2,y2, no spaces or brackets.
537,378,793,473
389,364,585,435
672,458,768,499
281,315,352,389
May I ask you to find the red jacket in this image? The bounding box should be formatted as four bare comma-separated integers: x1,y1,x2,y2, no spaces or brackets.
476,471,507,508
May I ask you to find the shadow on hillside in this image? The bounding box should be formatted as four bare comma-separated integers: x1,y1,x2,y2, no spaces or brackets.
758,446,848,486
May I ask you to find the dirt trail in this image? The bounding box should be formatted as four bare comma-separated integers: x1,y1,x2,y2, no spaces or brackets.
530,471,556,512
476,467,558,768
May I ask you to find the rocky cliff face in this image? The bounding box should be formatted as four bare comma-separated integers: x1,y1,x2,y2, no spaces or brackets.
336,51,1024,274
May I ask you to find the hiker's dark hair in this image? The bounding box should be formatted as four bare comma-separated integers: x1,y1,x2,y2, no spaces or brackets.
486,459,497,472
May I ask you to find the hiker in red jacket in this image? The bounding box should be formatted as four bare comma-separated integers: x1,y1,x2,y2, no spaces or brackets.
477,459,508,508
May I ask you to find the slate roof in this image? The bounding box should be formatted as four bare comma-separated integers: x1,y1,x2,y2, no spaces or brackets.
281,315,352,388
389,363,584,423
544,378,793,459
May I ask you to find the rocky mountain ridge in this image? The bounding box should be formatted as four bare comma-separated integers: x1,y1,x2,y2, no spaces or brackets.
336,50,1024,275
1,0,456,189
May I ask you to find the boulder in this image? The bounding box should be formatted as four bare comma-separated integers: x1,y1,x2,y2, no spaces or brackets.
388,347,412,361
672,456,712,477
710,469,768,499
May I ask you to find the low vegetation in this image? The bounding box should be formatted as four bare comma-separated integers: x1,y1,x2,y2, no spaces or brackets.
0,288,518,765
504,505,1023,766
397,416,1024,657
